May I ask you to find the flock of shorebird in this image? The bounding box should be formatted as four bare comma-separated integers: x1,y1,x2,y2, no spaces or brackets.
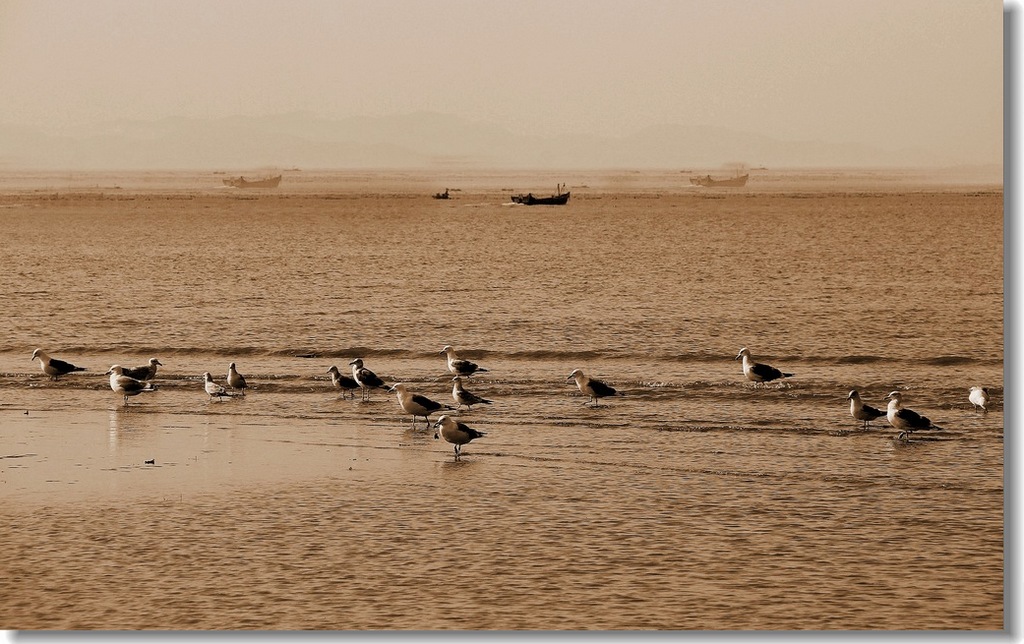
30,344,993,457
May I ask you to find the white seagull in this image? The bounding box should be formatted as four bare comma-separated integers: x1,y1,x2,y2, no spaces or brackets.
735,347,793,386
327,365,360,399
31,348,86,380
433,414,486,459
227,362,248,395
349,358,389,401
886,391,942,440
106,365,157,405
441,345,488,377
567,369,622,407
391,382,453,429
846,390,886,429
204,372,234,400
969,386,990,412
121,358,163,381
451,376,493,410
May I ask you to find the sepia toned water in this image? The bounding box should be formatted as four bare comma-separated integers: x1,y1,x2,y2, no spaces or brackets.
0,170,1004,630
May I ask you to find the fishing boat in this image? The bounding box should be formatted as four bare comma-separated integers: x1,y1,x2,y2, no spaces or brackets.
432,189,450,199
510,183,570,205
222,175,282,188
689,173,749,187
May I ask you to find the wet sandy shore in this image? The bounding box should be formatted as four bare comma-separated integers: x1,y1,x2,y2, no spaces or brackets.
1,402,409,507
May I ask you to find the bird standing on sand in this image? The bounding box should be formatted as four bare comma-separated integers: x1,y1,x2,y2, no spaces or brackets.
433,414,486,459
349,358,389,401
451,376,493,411
441,345,488,377
969,386,990,412
106,365,157,406
227,362,248,395
121,358,163,381
735,347,793,386
31,348,86,380
327,365,360,399
391,382,452,429
847,390,885,429
567,369,622,407
886,391,942,440
204,372,233,400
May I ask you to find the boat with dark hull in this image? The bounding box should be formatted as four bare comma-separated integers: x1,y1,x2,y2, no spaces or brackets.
432,189,450,199
510,183,570,205
222,175,282,188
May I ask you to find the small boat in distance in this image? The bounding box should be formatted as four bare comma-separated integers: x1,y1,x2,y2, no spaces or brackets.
690,173,749,187
432,189,450,199
222,175,282,188
511,183,570,205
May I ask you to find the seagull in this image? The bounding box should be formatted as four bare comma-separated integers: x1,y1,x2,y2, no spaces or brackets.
327,365,360,399
847,390,886,429
226,362,248,395
567,369,622,407
969,386,990,412
886,391,942,440
349,358,389,401
31,348,86,380
451,376,493,411
390,382,453,429
433,414,486,459
106,365,157,406
735,347,793,386
121,358,163,381
440,345,488,377
204,372,233,400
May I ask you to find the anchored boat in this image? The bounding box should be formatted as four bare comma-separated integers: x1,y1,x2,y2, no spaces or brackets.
689,173,749,187
222,175,282,188
510,183,571,205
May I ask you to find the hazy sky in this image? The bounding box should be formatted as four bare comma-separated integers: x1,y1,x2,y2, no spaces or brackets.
0,0,1006,163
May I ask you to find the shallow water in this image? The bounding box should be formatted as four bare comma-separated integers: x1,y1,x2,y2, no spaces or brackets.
0,170,1004,629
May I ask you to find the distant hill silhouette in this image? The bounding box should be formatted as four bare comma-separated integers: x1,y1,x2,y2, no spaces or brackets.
0,111,952,170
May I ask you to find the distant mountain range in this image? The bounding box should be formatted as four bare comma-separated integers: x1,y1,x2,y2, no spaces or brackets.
0,111,957,170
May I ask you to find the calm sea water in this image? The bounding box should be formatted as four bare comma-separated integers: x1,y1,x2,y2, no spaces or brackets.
0,170,1004,629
